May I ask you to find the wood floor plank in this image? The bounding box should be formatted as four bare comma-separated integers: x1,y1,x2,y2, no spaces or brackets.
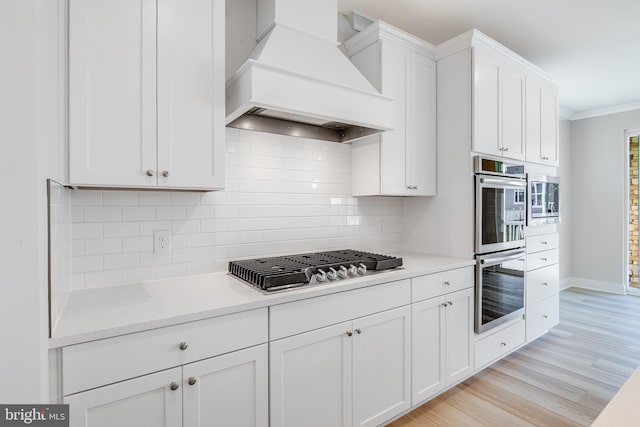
388,288,640,426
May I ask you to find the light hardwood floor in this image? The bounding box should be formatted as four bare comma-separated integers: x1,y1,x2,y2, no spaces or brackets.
389,287,640,427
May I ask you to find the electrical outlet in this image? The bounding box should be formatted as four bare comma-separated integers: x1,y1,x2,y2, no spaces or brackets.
154,230,171,254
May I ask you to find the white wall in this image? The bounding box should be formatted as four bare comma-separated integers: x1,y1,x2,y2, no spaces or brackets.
570,109,640,293
559,119,572,282
0,0,63,402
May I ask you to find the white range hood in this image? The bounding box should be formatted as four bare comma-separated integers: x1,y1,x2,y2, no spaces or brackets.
226,0,393,143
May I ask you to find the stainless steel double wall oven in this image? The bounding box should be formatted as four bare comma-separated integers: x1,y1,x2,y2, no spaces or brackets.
474,157,526,334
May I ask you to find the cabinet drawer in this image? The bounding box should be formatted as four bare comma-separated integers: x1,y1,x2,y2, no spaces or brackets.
474,320,525,370
62,308,268,395
270,279,411,340
526,248,559,271
527,233,559,253
526,295,559,341
526,264,559,306
412,267,474,302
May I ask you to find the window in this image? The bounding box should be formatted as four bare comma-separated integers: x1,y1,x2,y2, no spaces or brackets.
531,183,543,208
514,189,525,204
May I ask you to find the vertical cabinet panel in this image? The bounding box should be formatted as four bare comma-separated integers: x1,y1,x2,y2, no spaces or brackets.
500,65,525,160
473,48,501,157
352,306,411,427
183,344,268,427
69,0,157,187
270,322,353,427
411,53,437,195
380,41,409,195
412,296,446,405
157,0,225,189
444,288,474,383
525,75,559,166
541,86,559,165
525,79,543,162
65,368,182,427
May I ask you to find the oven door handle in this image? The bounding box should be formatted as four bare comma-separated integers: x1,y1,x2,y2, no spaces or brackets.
479,252,525,266
479,176,527,188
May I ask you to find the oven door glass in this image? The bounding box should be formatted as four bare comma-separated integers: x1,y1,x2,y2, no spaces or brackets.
476,176,526,253
475,249,525,334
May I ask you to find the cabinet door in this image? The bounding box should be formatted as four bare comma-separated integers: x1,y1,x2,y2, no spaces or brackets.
69,0,157,187
183,344,268,427
473,47,501,157
540,85,559,166
412,296,446,406
410,52,437,196
500,62,525,160
444,288,474,384
270,322,353,427
525,76,543,163
352,306,411,427
157,0,225,190
380,41,410,195
65,367,182,427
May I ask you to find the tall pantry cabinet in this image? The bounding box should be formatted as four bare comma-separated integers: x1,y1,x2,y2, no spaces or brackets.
68,0,225,190
344,21,436,196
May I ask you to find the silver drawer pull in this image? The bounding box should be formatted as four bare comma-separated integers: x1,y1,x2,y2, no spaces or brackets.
500,342,507,346
355,328,362,335
543,315,548,319
443,281,451,286
179,342,188,351
188,377,197,386
346,331,353,337
169,382,179,391
540,257,548,261
542,282,549,286
541,241,548,245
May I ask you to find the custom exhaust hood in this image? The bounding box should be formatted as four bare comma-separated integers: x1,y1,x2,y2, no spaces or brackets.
226,0,393,143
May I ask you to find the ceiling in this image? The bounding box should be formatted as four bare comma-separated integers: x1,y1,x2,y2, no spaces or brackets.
338,0,640,118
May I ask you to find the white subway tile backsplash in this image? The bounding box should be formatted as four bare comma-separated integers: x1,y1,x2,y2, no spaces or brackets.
102,191,139,206
84,207,122,222
122,206,156,221
67,129,404,289
84,238,122,255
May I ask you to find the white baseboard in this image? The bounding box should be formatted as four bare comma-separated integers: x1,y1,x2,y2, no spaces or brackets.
562,277,626,294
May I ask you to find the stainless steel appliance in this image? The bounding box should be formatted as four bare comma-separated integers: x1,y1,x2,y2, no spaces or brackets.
475,249,526,333
475,157,527,254
528,174,560,226
228,249,403,293
474,156,527,333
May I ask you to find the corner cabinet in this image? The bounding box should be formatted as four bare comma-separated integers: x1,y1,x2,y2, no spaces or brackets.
344,21,436,196
68,0,225,190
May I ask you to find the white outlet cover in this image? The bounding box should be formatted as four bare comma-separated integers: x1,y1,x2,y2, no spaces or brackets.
154,230,171,254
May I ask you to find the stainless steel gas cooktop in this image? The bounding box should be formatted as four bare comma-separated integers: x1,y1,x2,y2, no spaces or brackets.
228,249,403,293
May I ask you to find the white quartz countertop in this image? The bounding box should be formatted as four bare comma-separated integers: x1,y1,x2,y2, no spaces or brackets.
50,252,474,348
591,364,640,427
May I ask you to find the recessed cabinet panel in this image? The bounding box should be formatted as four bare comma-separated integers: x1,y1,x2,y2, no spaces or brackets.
500,65,525,160
380,41,409,195
444,288,474,383
525,74,559,166
69,0,157,187
65,367,182,427
157,0,225,189
473,48,501,157
412,296,446,405
411,53,437,195
541,86,559,165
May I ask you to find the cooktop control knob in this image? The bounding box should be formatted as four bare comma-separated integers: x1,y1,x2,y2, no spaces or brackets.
348,265,358,276
357,263,367,275
327,267,338,281
337,266,348,279
315,269,327,283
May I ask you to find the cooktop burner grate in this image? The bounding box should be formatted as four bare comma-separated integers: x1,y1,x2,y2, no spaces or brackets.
228,249,403,292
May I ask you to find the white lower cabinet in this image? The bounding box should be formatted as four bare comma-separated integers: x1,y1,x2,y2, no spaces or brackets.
65,344,268,427
270,306,411,427
475,320,525,370
412,287,474,405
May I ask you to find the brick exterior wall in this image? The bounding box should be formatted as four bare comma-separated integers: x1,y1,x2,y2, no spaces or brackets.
630,136,639,288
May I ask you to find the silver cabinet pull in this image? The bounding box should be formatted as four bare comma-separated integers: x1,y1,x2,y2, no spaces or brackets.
543,315,548,319
443,281,451,286
500,342,507,346
503,147,509,152
146,170,155,176
188,377,197,386
541,241,548,245
448,301,453,306
441,303,448,307
540,257,548,261
542,282,549,286
170,382,179,391
179,342,188,351
346,331,353,337
161,170,170,177
355,328,362,335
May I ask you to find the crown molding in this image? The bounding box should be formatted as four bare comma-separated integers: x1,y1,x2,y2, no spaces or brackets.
568,101,640,121
344,20,436,59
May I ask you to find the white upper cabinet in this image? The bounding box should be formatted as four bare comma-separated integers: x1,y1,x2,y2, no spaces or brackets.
69,0,225,190
345,22,436,196
473,45,525,160
525,73,560,166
